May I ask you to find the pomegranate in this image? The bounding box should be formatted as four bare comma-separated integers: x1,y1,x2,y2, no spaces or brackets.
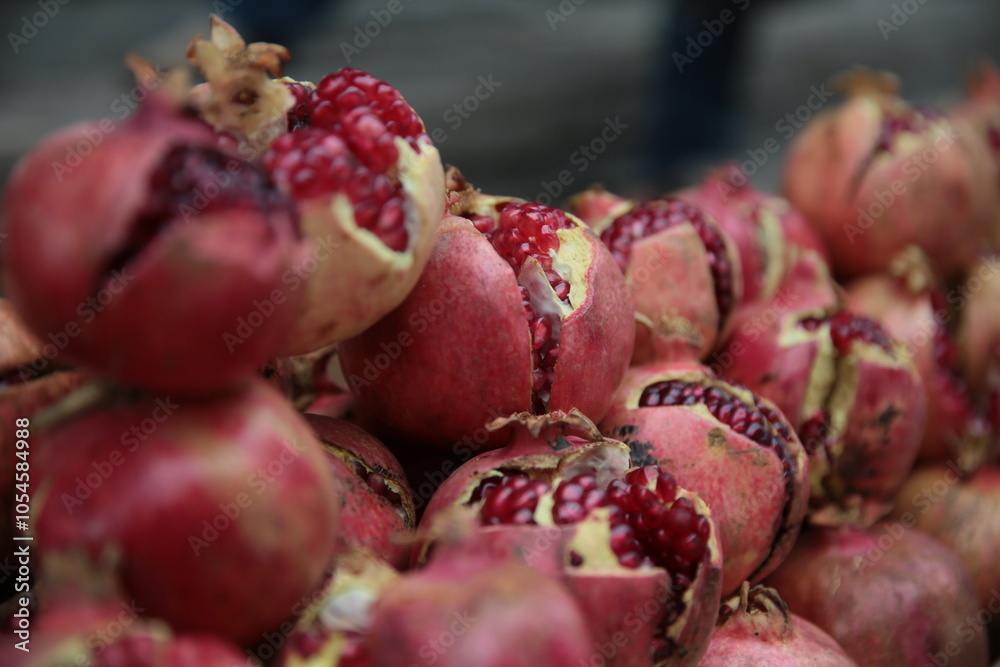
188,17,447,353
783,68,999,279
891,463,1000,633
338,181,634,450
766,524,989,667
678,163,828,305
0,87,305,393
367,529,596,667
845,257,994,468
34,379,340,645
274,550,398,667
599,361,809,596
717,263,926,524
419,411,723,666
307,414,416,568
569,187,741,361
699,583,858,666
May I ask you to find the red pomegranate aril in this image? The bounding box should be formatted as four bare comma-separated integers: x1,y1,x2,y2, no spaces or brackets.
798,310,893,354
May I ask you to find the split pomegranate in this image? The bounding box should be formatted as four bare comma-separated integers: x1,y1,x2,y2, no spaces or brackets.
307,414,416,568
0,91,304,393
419,411,723,666
845,261,994,468
699,583,858,666
188,18,446,353
569,188,741,361
34,380,340,645
369,531,596,667
599,361,809,596
717,270,926,524
783,68,999,279
338,182,634,450
765,524,989,667
678,164,828,305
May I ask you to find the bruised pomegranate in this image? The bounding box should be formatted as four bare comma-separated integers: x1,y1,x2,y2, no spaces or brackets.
419,411,722,666
569,188,741,361
369,531,595,667
0,89,304,393
34,380,340,645
717,261,926,524
845,260,993,468
891,463,1000,634
678,164,827,305
699,584,858,666
599,361,808,596
339,181,634,450
783,68,998,279
188,18,446,353
765,525,989,667
307,414,416,568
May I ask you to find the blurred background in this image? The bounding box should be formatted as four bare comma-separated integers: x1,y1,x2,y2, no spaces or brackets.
0,0,998,201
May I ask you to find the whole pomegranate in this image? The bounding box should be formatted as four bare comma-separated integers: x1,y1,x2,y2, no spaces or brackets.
678,163,828,305
783,68,998,279
891,463,1000,632
845,258,993,468
599,360,809,596
338,185,634,450
765,524,989,667
34,380,340,645
0,87,305,393
419,411,723,666
189,17,446,353
717,263,926,524
368,532,596,667
699,583,858,666
569,187,741,361
307,414,416,568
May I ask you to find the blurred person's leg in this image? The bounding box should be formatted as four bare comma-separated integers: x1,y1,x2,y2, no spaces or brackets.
648,0,754,188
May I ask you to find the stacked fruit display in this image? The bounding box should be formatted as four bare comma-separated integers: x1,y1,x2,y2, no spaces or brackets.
2,16,1000,666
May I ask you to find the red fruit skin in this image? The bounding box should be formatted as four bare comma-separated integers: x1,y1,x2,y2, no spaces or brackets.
339,214,634,450
306,414,416,568
783,78,998,280
891,463,1000,631
599,361,809,596
957,254,1000,399
91,633,248,667
699,585,858,667
845,273,985,465
765,525,988,667
0,100,305,393
368,540,595,667
34,380,340,645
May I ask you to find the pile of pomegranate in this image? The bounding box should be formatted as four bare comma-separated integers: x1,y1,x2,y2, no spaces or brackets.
3,17,1000,667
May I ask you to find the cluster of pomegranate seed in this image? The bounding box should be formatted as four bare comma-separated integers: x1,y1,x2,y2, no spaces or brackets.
874,109,934,152
798,310,894,354
600,198,736,322
473,202,576,409
264,128,408,251
284,81,313,130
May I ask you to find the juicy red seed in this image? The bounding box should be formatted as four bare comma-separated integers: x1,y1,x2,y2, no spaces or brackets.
472,474,550,525
798,310,893,354
600,198,735,323
284,81,314,130
484,202,575,411
263,127,408,251
797,410,829,458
